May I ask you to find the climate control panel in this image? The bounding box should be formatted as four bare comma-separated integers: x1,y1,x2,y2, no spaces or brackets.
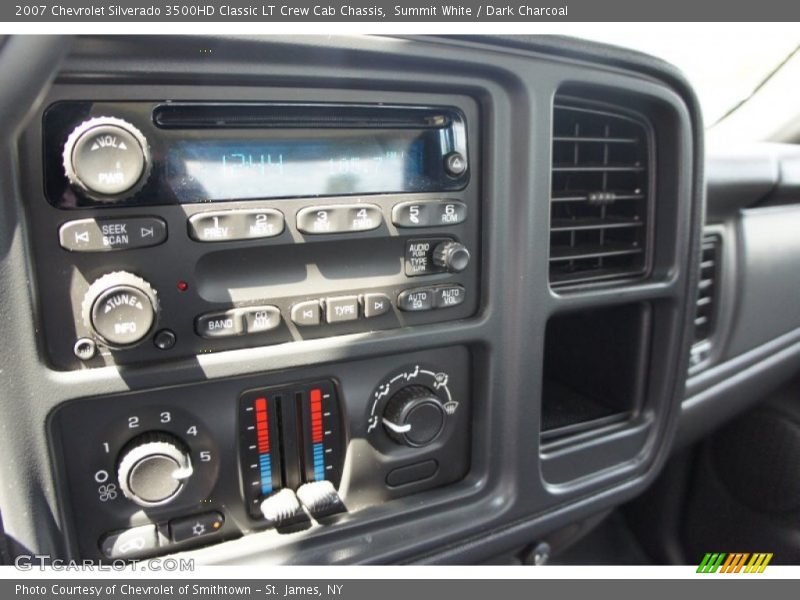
50,347,471,560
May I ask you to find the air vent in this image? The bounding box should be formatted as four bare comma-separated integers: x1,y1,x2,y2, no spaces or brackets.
694,235,720,344
550,100,651,285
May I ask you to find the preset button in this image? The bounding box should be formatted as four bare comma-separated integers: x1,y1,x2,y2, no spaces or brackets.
188,209,284,242
392,200,467,228
296,204,383,234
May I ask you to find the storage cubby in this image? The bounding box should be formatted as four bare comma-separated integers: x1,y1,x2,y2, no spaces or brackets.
541,303,651,440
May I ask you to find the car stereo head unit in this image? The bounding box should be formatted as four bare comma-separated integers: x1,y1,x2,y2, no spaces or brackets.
27,96,479,369
45,102,470,208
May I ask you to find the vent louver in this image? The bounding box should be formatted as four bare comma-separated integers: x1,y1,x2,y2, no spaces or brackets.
694,235,720,343
550,100,651,285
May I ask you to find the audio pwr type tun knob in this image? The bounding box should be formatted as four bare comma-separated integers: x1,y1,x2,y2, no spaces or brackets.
116,432,193,508
81,271,159,349
63,116,151,202
382,385,447,447
433,240,471,273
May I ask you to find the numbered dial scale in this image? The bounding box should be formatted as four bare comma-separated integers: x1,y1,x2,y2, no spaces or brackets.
52,401,222,559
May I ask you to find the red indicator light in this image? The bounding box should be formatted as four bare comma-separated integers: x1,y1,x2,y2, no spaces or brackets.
177,281,189,292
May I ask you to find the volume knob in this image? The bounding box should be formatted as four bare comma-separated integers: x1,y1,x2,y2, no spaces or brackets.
63,116,151,202
81,271,159,349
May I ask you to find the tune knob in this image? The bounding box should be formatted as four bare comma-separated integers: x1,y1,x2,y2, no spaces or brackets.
433,241,471,273
116,433,193,507
63,116,151,202
382,385,446,447
81,271,159,349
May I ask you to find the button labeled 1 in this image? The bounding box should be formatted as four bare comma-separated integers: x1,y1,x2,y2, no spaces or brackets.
188,209,284,242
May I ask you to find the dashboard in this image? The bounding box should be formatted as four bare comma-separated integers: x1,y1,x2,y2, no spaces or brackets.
3,34,794,565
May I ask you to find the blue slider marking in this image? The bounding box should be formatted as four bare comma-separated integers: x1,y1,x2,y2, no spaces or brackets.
259,454,272,495
313,443,325,481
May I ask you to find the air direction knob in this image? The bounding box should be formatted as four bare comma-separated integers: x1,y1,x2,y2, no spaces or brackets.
382,385,446,447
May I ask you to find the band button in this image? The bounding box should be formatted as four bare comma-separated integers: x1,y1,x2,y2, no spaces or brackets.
195,310,243,338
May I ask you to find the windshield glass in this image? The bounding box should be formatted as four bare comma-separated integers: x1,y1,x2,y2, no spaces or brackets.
570,24,799,137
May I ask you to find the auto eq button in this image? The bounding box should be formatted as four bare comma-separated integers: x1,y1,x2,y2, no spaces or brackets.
397,288,434,312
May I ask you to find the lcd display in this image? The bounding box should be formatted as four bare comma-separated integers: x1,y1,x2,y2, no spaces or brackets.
166,130,442,202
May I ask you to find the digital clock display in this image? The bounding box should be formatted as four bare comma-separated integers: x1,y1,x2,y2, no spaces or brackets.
166,130,443,202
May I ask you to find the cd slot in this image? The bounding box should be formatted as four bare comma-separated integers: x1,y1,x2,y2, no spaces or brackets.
153,103,460,130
